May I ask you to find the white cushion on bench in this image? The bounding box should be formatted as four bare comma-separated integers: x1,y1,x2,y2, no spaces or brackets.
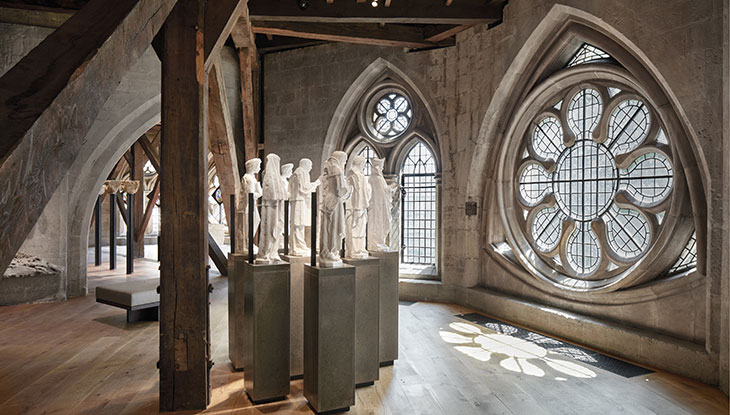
96,279,159,307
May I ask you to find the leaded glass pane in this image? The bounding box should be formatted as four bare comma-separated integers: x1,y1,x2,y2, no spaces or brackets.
567,44,611,67
401,142,437,265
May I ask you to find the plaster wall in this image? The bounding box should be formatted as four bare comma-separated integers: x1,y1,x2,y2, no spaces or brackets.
263,0,727,388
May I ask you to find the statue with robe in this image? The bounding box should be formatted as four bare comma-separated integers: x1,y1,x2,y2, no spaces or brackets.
367,157,398,252
319,151,351,267
345,156,371,259
289,158,320,256
238,158,262,255
278,163,294,252
256,153,287,264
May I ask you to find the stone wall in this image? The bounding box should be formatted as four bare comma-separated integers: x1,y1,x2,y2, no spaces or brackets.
263,1,728,389
0,23,243,302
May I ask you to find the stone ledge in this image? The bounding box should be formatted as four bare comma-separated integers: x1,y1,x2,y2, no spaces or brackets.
398,279,717,385
1,253,64,306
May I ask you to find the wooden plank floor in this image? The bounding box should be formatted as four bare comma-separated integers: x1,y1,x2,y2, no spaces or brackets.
0,259,726,414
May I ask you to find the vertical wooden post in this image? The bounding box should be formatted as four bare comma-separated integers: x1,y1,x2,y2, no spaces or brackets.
159,0,210,411
95,196,102,266
126,191,134,274
284,200,289,256
248,192,254,264
132,142,146,258
311,192,317,267
238,47,259,162
230,194,236,253
109,193,117,270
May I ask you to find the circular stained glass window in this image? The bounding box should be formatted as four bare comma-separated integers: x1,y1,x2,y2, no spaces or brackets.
366,90,413,142
516,84,674,278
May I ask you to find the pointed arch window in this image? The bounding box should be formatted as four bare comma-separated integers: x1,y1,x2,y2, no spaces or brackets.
496,40,698,292
357,144,376,177
401,142,437,265
567,43,611,67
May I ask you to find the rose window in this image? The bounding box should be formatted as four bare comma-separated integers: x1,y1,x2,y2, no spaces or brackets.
367,91,413,141
517,85,674,278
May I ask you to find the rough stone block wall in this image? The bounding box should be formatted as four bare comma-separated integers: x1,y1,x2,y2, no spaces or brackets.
263,0,728,388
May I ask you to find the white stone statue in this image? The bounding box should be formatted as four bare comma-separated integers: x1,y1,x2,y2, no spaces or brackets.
345,156,371,259
319,151,352,267
367,157,398,252
256,153,288,264
239,158,262,254
289,158,320,256
278,163,294,252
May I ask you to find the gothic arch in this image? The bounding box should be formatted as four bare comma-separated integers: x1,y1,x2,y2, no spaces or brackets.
321,57,445,175
469,4,710,283
64,49,162,296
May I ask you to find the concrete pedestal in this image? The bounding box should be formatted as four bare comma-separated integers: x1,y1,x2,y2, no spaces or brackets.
303,264,356,414
243,262,291,403
282,254,310,379
343,257,380,387
227,253,247,370
368,250,399,366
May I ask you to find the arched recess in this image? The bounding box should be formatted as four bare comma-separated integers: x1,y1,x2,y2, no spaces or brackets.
469,4,710,278
321,57,446,177
65,48,162,296
467,5,710,302
326,58,444,277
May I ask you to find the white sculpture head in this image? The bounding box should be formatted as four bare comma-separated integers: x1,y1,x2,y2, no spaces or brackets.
281,163,294,179
371,157,385,176
245,158,262,175
299,158,313,173
332,151,348,169
351,155,366,174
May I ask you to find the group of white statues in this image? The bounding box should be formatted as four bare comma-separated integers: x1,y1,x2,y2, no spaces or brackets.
238,151,397,267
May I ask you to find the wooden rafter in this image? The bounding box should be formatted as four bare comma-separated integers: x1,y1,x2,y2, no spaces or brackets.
208,58,241,230
424,24,472,43
252,21,454,48
248,0,503,25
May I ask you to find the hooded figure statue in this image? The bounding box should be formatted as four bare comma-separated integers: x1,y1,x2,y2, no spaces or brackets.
319,151,352,267
256,153,287,264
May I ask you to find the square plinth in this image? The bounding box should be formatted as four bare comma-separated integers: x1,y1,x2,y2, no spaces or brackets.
243,262,291,403
228,253,248,370
303,264,356,414
343,257,380,387
368,250,399,365
282,254,311,379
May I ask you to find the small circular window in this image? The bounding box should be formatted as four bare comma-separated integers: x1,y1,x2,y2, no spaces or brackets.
365,89,413,142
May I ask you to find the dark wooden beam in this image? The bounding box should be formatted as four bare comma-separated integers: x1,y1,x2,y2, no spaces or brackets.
138,133,161,172
255,34,327,53
207,232,228,275
208,59,241,232
0,2,72,28
237,46,259,162
0,0,175,277
248,0,502,24
159,0,210,411
203,0,246,70
252,21,454,48
0,0,85,10
136,178,159,244
132,143,145,258
423,24,472,43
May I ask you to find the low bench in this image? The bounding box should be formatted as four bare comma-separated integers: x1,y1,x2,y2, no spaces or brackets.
96,279,160,323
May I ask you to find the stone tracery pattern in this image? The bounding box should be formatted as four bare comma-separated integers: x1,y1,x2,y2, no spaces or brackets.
368,92,413,141
517,85,674,277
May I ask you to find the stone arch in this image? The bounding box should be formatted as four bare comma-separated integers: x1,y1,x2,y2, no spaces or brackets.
321,57,445,176
469,4,710,276
64,49,161,296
